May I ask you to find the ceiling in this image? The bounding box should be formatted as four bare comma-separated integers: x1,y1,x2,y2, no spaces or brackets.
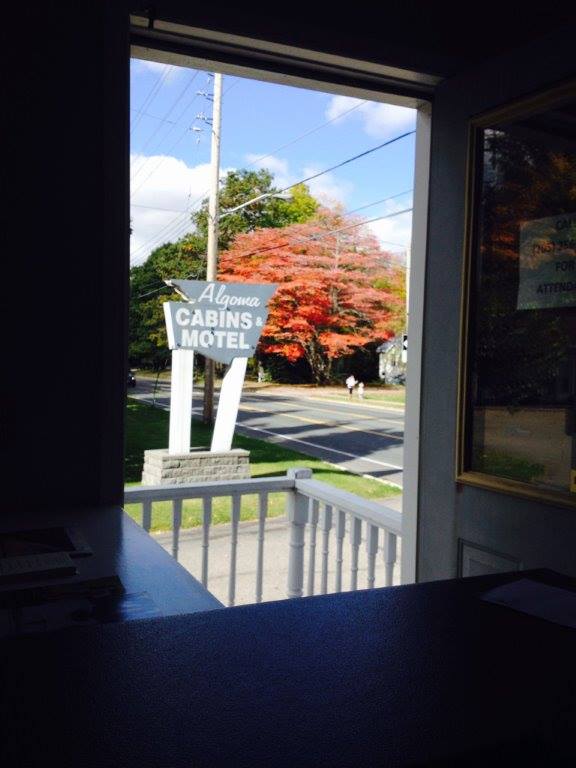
133,2,576,80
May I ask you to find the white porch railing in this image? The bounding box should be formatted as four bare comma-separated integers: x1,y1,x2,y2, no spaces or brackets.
124,468,402,607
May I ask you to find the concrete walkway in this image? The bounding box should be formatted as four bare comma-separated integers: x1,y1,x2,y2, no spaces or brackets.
153,495,402,606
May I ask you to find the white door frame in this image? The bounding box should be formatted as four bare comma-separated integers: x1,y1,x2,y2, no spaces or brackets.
129,20,433,583
401,104,431,584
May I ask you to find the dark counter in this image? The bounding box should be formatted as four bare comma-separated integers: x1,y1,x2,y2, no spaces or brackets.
2,570,576,766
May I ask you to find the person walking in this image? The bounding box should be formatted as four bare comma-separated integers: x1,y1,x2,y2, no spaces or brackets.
357,382,365,400
346,374,357,399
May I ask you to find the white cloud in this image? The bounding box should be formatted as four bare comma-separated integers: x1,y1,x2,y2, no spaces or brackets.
131,59,183,85
129,154,234,264
367,197,413,255
245,153,291,188
326,96,364,121
302,165,352,206
128,150,358,263
326,95,416,139
129,147,410,263
245,154,352,206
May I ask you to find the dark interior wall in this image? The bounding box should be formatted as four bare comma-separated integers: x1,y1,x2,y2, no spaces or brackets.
3,1,576,521
1,3,129,509
418,25,576,581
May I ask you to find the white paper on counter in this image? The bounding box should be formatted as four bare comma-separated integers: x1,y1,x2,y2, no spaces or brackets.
481,578,576,629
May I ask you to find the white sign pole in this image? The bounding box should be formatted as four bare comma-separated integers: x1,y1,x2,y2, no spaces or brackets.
211,357,248,452
168,348,195,455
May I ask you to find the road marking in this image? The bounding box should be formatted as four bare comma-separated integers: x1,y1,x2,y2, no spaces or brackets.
138,387,404,425
243,397,405,428
246,390,404,414
137,382,405,411
252,390,405,413
230,421,403,470
238,403,403,440
302,394,405,413
134,397,404,480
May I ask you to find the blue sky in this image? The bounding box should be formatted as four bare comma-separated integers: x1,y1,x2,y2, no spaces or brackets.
130,59,415,265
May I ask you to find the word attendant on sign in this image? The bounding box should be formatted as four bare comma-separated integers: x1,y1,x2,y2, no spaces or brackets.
518,213,576,310
163,280,277,365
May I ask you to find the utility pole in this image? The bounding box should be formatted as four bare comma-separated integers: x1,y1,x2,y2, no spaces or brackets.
203,72,223,425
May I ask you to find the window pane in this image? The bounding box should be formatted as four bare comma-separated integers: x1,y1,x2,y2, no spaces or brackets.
468,97,576,493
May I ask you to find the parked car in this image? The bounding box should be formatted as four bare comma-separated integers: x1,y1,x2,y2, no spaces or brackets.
127,371,136,388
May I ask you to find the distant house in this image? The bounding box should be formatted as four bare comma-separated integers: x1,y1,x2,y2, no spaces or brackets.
377,336,406,383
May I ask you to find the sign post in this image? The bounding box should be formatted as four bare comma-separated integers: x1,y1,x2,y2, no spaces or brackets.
167,349,194,455
211,357,248,452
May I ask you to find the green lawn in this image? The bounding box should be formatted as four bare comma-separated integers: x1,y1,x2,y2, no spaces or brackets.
125,399,400,531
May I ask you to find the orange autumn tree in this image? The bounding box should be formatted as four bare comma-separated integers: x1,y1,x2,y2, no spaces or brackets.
219,207,405,383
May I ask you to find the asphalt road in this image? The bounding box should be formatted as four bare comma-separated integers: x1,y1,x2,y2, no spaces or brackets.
131,379,404,487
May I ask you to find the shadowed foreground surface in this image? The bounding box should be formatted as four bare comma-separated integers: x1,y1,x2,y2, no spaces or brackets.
2,570,576,767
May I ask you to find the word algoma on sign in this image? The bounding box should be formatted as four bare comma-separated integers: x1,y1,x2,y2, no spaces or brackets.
163,280,277,365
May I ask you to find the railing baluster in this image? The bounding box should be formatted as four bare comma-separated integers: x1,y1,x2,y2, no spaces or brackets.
350,516,362,591
366,524,379,589
201,497,212,588
320,504,333,595
142,500,152,532
172,498,182,561
256,492,268,603
286,473,311,599
384,531,398,587
228,494,241,607
125,471,403,605
335,509,346,593
306,499,320,596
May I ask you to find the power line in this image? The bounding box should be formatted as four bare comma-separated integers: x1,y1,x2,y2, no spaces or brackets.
130,65,174,134
131,89,231,264
134,77,238,212
130,74,221,195
134,269,202,300
131,71,200,183
131,200,412,293
129,185,200,260
130,183,411,265
130,77,239,213
131,95,364,247
129,185,411,265
275,130,415,198
235,207,413,262
129,108,176,125
130,124,200,199
131,95,369,255
130,128,414,261
345,190,412,218
245,100,367,171
131,203,188,213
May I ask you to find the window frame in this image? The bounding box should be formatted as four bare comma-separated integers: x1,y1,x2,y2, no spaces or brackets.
456,78,576,509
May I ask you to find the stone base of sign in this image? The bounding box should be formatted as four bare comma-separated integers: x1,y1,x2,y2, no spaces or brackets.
141,448,251,486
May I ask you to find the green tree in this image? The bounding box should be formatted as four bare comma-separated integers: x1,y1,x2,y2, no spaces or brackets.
129,169,319,369
129,237,205,369
192,169,318,250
